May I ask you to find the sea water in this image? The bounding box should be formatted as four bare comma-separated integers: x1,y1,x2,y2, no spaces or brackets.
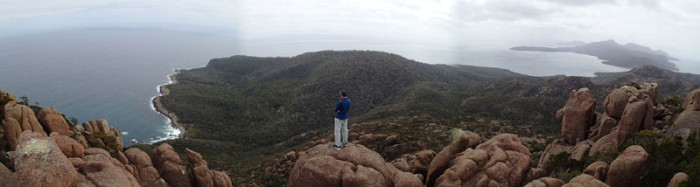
0,29,241,145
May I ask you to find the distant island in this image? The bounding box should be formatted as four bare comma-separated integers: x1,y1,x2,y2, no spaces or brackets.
511,40,679,71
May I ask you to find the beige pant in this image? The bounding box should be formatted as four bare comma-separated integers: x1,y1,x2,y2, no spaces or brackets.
334,118,348,146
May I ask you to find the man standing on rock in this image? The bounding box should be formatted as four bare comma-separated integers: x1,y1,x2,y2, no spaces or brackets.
333,90,351,150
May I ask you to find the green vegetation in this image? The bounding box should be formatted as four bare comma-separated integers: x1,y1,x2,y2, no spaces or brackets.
84,132,121,157
620,131,700,187
544,130,700,186
545,152,617,182
154,51,700,184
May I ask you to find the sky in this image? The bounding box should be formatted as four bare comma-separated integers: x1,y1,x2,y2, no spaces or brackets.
1,0,699,62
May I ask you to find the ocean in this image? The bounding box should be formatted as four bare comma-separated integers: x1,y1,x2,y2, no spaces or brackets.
3,28,686,146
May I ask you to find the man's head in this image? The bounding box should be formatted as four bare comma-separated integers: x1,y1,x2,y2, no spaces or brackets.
340,90,347,98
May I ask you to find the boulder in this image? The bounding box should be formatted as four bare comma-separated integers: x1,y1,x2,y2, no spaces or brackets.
667,111,700,139
605,145,648,187
117,151,129,165
432,134,531,187
563,174,609,187
583,161,609,181
571,140,592,161
589,114,617,142
589,131,619,156
635,83,659,105
537,142,573,169
288,143,422,187
523,168,546,185
80,152,140,187
654,103,672,119
523,177,564,187
3,101,45,135
74,133,89,148
603,88,632,118
76,174,97,187
667,172,689,187
285,151,298,161
12,131,78,187
151,143,193,187
82,119,124,150
426,130,483,187
85,148,111,158
557,88,597,144
125,148,166,187
1,118,22,151
49,132,85,158
390,158,410,172
69,157,84,168
2,101,46,150
182,149,231,187
37,108,72,136
615,96,655,144
0,88,16,101
684,89,700,111
0,162,16,187
391,150,435,178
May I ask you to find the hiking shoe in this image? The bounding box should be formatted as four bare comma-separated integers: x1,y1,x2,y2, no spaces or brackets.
332,145,342,150
343,142,348,147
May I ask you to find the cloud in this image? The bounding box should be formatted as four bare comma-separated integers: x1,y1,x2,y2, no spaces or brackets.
0,0,698,58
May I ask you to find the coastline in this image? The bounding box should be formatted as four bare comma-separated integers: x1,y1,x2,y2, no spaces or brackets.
151,69,187,142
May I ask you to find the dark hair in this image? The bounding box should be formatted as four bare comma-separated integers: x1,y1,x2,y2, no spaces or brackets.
340,90,347,97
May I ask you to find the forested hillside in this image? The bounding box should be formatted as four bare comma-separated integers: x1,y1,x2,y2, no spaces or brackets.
156,50,700,183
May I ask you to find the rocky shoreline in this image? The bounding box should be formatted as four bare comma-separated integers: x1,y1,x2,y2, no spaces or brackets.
152,69,186,139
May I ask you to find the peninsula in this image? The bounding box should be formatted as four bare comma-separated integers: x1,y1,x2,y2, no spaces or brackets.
511,40,679,71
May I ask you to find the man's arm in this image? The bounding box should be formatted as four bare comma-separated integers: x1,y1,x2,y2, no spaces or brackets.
335,102,341,113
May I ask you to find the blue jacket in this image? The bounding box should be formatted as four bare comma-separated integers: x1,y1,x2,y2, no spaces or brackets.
335,98,351,120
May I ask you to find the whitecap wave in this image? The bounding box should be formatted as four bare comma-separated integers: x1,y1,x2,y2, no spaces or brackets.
149,69,183,144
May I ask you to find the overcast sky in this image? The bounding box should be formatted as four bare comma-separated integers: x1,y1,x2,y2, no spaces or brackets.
1,0,698,60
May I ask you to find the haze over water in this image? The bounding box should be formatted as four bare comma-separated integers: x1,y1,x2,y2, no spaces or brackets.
2,0,699,145
0,28,642,144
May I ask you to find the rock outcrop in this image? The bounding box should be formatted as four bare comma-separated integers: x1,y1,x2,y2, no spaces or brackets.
684,89,700,111
38,108,72,136
563,174,609,187
2,101,46,150
667,90,700,139
11,131,78,187
79,148,140,186
426,130,483,187
557,88,597,144
0,88,16,102
125,148,167,187
0,162,15,186
603,88,633,118
428,133,531,187
288,143,422,187
667,111,700,141
82,119,124,150
615,96,654,143
49,132,85,158
152,143,193,187
185,148,233,187
582,161,609,181
523,177,564,187
390,150,435,180
667,172,689,187
537,140,592,169
589,114,617,141
605,145,648,187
